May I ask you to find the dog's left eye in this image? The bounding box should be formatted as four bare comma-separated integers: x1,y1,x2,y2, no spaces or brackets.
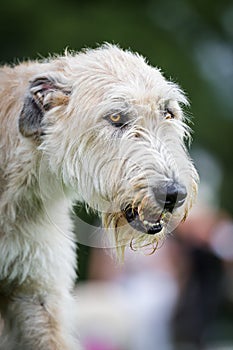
164,109,175,120
105,113,128,127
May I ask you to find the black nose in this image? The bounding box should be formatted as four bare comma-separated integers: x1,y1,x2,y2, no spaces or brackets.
155,182,187,211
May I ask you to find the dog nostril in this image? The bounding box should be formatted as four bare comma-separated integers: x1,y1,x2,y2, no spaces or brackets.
155,183,187,211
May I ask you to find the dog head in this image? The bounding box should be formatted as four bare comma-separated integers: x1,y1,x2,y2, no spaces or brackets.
19,44,198,256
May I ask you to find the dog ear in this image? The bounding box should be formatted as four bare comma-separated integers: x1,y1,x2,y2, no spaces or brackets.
19,76,70,138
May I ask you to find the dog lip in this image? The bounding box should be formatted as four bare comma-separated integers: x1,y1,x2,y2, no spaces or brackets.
123,205,164,235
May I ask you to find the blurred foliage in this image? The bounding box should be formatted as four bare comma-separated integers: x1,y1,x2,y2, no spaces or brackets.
74,204,101,281
1,0,233,214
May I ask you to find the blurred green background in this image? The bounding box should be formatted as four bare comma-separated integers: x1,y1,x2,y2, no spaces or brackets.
1,0,233,214
1,1,233,348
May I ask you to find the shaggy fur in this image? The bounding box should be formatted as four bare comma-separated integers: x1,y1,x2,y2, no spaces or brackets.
0,44,198,349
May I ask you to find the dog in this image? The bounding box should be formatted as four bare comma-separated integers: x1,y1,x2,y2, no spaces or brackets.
0,44,198,349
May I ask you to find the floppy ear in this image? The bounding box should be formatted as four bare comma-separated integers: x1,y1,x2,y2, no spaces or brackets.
19,76,70,138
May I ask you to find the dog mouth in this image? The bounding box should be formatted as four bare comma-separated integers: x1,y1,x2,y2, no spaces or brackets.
123,205,168,235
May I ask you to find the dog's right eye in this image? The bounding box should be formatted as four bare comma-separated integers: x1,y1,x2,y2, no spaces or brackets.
105,113,129,128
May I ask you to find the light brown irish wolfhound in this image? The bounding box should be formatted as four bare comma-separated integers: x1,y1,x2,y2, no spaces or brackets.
0,44,198,349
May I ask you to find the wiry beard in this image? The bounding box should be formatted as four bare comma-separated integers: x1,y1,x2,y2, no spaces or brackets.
101,175,197,261
102,195,182,261
103,210,165,261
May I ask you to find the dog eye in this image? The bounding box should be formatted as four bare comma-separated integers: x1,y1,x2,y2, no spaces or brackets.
110,114,122,123
164,109,175,120
105,113,128,127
